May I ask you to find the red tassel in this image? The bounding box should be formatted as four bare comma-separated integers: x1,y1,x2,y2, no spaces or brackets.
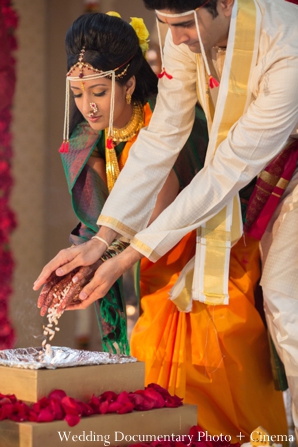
209,75,219,89
107,138,115,149
165,71,173,80
158,68,173,80
59,140,69,153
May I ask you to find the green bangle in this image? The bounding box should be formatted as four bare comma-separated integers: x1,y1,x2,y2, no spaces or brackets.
100,239,130,262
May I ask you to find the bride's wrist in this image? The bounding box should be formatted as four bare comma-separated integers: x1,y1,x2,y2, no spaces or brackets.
100,239,130,262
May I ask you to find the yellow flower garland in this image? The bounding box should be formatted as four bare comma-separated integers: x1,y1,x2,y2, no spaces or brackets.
106,11,149,56
130,17,149,55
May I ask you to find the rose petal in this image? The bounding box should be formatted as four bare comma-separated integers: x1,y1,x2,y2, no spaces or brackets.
28,410,38,422
10,401,30,422
117,391,131,405
61,396,80,416
0,397,13,405
98,400,109,414
100,391,117,402
37,407,55,422
64,414,81,427
48,390,67,401
164,394,183,408
117,402,134,414
107,402,122,413
89,395,100,412
129,393,155,411
32,397,50,412
80,402,94,417
0,403,14,420
50,399,64,420
144,388,165,408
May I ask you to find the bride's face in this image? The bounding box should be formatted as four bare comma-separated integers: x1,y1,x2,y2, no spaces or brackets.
70,68,134,131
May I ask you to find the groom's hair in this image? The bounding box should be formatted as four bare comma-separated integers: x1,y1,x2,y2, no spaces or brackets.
143,0,219,18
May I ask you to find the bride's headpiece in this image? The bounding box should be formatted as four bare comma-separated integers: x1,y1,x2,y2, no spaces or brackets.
59,12,150,155
59,47,132,154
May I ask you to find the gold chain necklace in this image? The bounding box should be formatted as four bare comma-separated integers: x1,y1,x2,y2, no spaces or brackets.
110,101,144,144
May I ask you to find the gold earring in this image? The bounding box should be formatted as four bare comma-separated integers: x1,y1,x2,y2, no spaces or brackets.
126,93,132,105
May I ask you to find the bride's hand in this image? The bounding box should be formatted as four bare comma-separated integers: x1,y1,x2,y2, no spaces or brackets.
33,238,109,291
37,262,102,316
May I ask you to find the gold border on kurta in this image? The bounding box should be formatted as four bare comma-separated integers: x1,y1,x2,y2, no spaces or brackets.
132,238,160,262
97,215,136,238
200,0,257,304
171,269,194,312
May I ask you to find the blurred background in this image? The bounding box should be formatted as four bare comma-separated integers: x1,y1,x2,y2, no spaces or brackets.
1,0,166,352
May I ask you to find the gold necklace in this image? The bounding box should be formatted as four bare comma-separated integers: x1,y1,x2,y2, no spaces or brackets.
104,101,144,193
110,101,144,144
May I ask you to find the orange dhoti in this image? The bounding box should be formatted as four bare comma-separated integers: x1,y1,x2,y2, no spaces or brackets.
131,232,287,443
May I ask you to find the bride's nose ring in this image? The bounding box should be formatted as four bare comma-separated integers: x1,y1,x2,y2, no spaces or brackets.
88,102,98,117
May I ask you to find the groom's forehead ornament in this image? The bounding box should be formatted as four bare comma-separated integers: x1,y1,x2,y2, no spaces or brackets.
155,0,219,88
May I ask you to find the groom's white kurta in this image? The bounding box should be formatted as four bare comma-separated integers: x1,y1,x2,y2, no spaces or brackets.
99,0,298,290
